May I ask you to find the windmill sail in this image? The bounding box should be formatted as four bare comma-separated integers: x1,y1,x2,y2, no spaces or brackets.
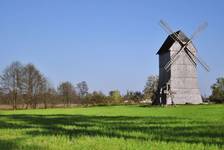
156,20,210,105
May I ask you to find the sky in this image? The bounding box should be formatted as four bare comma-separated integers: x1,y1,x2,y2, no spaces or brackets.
0,0,224,95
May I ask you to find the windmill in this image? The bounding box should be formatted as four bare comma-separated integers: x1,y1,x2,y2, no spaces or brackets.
156,20,209,105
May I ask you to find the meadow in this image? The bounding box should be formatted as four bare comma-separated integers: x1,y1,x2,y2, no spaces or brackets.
0,104,223,150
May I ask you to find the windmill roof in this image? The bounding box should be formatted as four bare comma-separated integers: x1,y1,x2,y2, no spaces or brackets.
156,30,190,55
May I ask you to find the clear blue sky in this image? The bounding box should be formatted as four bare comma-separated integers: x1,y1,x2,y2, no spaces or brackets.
0,0,224,95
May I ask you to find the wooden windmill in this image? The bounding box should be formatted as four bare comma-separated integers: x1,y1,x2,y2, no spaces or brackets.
156,20,209,105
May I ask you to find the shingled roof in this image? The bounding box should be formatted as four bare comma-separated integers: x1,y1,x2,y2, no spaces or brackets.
156,30,190,55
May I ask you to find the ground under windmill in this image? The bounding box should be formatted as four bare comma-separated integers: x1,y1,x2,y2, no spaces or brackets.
156,20,210,105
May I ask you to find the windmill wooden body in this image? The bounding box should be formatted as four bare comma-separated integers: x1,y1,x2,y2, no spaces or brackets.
156,20,209,105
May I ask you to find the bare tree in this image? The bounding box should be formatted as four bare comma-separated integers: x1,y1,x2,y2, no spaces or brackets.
58,81,75,107
0,61,24,109
36,76,53,109
23,63,45,108
45,87,57,108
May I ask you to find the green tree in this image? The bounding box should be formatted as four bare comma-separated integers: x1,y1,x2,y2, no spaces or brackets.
77,81,88,98
210,77,224,103
143,75,158,103
109,90,122,104
85,91,106,105
124,91,144,103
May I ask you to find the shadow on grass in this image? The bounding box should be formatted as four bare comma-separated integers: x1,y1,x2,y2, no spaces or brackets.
0,139,19,150
0,114,223,147
0,138,44,150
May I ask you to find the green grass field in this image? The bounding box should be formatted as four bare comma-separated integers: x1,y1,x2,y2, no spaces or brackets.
0,105,223,150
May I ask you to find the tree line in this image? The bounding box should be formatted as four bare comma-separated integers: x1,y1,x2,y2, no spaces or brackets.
0,61,223,109
0,61,159,109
